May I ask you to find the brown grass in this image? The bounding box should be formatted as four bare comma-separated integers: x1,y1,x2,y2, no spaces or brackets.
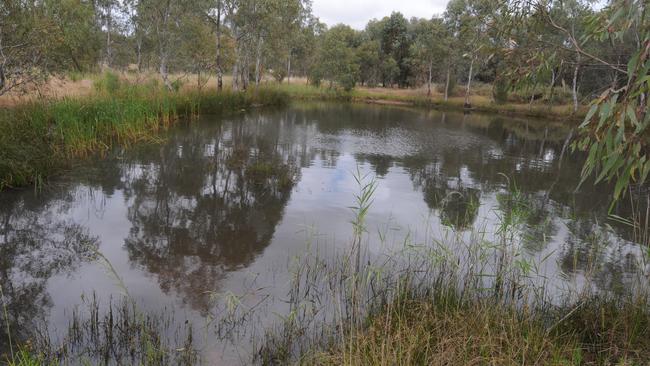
310,298,578,366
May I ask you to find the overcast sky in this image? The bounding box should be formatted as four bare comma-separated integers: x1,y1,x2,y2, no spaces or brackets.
312,0,449,29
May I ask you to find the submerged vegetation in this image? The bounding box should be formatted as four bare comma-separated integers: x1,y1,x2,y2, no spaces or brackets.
0,72,289,191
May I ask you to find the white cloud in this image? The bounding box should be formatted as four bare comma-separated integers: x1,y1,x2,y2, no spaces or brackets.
312,0,449,29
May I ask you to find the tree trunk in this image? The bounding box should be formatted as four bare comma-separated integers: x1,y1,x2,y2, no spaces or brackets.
0,64,5,93
214,2,223,91
158,0,173,91
464,57,474,108
231,28,240,91
548,61,562,104
572,54,580,113
287,54,291,84
444,64,451,101
242,52,249,90
160,53,172,91
136,38,143,72
232,60,239,91
105,5,112,68
255,37,263,86
427,60,432,97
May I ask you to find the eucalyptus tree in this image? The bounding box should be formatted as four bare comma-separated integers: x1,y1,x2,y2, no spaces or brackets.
501,0,648,202
0,1,45,95
314,24,360,91
570,1,648,200
411,17,448,96
43,0,102,72
380,12,412,87
356,38,381,86
204,0,227,90
124,0,151,71
138,0,196,90
94,0,121,67
288,14,325,82
445,0,496,107
253,0,305,84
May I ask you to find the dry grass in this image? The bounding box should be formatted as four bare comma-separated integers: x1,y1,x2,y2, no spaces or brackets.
311,298,578,366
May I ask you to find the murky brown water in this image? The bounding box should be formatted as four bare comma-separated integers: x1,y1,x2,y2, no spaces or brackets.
1,102,647,363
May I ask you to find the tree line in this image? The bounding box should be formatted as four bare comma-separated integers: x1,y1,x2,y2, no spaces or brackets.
0,0,638,101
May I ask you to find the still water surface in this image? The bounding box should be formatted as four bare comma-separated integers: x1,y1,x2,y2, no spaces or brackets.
0,102,646,362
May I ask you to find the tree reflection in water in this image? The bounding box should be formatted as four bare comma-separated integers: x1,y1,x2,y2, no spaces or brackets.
121,115,302,313
0,194,98,352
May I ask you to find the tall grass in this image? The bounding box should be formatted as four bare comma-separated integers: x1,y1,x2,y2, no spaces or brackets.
0,72,289,191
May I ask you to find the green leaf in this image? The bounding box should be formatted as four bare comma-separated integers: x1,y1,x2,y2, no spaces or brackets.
628,52,640,76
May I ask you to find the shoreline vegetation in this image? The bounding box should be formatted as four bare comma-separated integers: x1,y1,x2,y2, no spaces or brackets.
0,72,586,193
0,73,290,191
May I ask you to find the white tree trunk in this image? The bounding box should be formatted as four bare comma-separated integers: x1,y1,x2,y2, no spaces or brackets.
572,54,580,113
215,2,223,91
255,37,263,86
427,61,432,97
464,57,474,108
136,38,142,71
287,54,291,84
160,54,172,90
232,60,239,91
444,64,451,101
105,6,112,68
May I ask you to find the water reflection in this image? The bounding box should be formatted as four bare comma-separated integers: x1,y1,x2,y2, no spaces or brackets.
0,193,98,351
0,102,647,358
121,119,301,312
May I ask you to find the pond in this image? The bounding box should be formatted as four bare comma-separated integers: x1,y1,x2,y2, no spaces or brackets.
0,102,647,363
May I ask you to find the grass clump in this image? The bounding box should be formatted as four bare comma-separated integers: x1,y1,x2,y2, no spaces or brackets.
4,348,48,366
312,295,576,365
275,83,353,101
93,71,121,94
